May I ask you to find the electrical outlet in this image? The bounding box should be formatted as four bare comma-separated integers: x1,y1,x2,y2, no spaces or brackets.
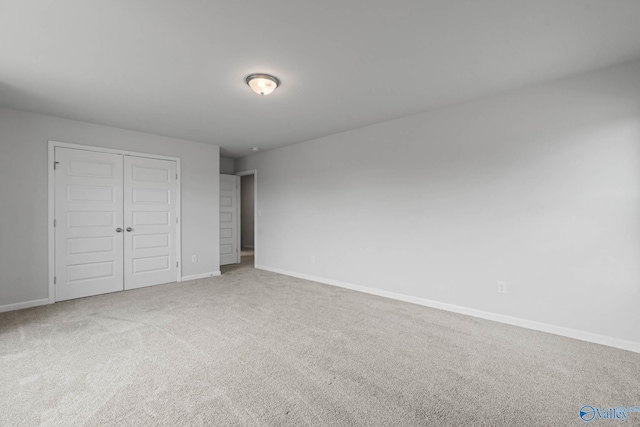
310,255,316,264
497,281,507,294
192,255,198,263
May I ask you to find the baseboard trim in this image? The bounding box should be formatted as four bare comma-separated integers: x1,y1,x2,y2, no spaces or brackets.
182,271,221,281
255,265,640,354
0,298,50,314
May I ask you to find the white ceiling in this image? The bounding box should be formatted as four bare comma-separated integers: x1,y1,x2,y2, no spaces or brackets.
1,1,640,157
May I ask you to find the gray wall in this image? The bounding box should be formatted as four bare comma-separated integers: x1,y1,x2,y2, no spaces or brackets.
0,108,220,306
220,157,234,174
241,174,255,248
236,60,640,346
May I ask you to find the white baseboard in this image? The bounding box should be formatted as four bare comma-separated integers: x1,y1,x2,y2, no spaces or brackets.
0,298,50,314
256,264,640,354
181,271,221,281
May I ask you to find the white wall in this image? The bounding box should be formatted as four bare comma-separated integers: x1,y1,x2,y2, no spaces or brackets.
220,157,234,174
241,174,255,248
0,108,220,307
236,60,640,347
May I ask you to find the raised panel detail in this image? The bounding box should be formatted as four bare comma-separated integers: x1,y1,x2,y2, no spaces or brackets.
132,166,169,183
220,180,232,191
132,188,170,204
220,196,232,207
133,256,170,274
220,228,232,238
68,261,114,282
133,212,170,226
68,212,115,227
68,160,114,178
67,236,114,255
133,234,170,250
220,212,232,222
68,185,114,202
220,244,233,255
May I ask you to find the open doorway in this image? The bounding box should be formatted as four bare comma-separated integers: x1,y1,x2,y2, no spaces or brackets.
237,170,256,266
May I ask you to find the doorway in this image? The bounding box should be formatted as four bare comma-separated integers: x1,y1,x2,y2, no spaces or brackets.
237,170,257,266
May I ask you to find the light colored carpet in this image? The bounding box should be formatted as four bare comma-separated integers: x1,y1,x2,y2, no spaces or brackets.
240,248,254,256
1,256,639,426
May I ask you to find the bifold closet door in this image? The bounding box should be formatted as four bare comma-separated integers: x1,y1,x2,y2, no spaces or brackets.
123,156,178,290
54,148,125,301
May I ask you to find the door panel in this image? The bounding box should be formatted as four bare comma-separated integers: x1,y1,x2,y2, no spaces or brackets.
54,148,124,301
124,156,177,289
220,174,239,265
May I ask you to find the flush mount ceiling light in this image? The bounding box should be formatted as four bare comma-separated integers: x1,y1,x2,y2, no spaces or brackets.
246,74,280,96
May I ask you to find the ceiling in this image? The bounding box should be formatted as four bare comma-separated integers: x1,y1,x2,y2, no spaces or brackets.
1,1,640,158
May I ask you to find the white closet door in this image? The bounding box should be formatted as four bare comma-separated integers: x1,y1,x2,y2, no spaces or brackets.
220,174,240,265
54,148,124,301
124,156,178,290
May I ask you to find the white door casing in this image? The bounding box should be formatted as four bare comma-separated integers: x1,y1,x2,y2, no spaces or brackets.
220,174,240,265
51,142,181,302
54,148,125,301
124,156,178,290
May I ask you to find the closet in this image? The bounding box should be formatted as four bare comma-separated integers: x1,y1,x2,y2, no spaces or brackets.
53,147,179,301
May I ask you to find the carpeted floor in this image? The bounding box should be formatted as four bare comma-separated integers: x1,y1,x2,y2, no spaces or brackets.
1,256,639,426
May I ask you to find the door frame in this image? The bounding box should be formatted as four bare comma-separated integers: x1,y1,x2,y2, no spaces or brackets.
48,140,182,304
235,169,257,266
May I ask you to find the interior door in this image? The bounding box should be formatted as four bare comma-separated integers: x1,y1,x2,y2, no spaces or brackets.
54,148,124,301
124,155,178,289
220,174,240,265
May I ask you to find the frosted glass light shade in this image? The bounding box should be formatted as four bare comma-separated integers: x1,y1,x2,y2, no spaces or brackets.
246,74,280,96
